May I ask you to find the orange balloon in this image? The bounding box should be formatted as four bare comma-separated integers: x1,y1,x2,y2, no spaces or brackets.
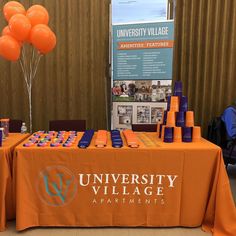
9,14,31,41
0,35,21,61
2,26,23,46
26,23,49,44
30,24,56,54
27,5,48,13
26,5,49,27
3,1,26,22
4,1,23,8
2,26,14,37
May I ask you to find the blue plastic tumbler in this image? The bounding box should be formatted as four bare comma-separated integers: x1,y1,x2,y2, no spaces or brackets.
182,127,192,142
163,111,168,125
176,112,185,127
167,96,171,111
173,81,183,97
180,96,188,112
164,127,173,143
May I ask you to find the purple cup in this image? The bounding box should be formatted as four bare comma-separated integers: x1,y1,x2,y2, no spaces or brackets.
176,112,185,127
180,96,188,112
0,130,2,147
164,127,173,143
182,127,192,142
167,96,171,111
174,81,183,97
174,91,182,97
163,111,168,125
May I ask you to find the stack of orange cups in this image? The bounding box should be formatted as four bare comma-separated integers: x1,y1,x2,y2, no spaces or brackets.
192,126,201,142
174,127,182,142
95,130,108,147
185,111,194,127
170,96,179,112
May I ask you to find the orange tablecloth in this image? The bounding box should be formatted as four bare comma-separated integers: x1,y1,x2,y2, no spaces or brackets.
14,132,236,235
0,133,29,231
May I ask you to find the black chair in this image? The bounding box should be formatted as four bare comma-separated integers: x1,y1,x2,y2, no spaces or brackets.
49,120,86,131
222,140,236,167
207,117,236,168
9,119,22,133
132,124,157,132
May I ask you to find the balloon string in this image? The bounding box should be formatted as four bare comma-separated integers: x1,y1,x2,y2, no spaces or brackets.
19,45,43,133
28,85,32,134
29,50,42,133
29,46,35,84
20,52,33,133
20,46,32,133
22,45,29,86
32,53,42,81
19,57,30,93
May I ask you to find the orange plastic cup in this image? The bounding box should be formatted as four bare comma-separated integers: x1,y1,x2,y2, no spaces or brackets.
166,111,176,127
170,96,179,112
161,125,166,141
192,126,201,142
174,127,182,142
186,111,194,127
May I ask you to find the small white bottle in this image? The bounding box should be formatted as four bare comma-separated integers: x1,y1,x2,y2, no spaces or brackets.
21,122,27,134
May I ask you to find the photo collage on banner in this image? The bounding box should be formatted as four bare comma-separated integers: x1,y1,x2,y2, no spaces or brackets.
111,0,174,129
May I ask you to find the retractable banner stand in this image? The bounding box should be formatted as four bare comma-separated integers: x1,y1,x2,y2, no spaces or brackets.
111,21,174,129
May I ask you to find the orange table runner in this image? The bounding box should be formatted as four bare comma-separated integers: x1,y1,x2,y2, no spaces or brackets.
0,133,29,231
14,132,236,235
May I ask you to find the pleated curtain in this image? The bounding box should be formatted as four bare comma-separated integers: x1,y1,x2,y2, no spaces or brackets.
0,0,110,131
173,0,236,136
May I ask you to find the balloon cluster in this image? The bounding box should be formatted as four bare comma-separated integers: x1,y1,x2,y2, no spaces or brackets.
0,1,56,61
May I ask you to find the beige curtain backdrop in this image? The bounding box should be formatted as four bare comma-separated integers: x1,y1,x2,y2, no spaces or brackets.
0,0,236,134
173,0,236,136
0,0,110,131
